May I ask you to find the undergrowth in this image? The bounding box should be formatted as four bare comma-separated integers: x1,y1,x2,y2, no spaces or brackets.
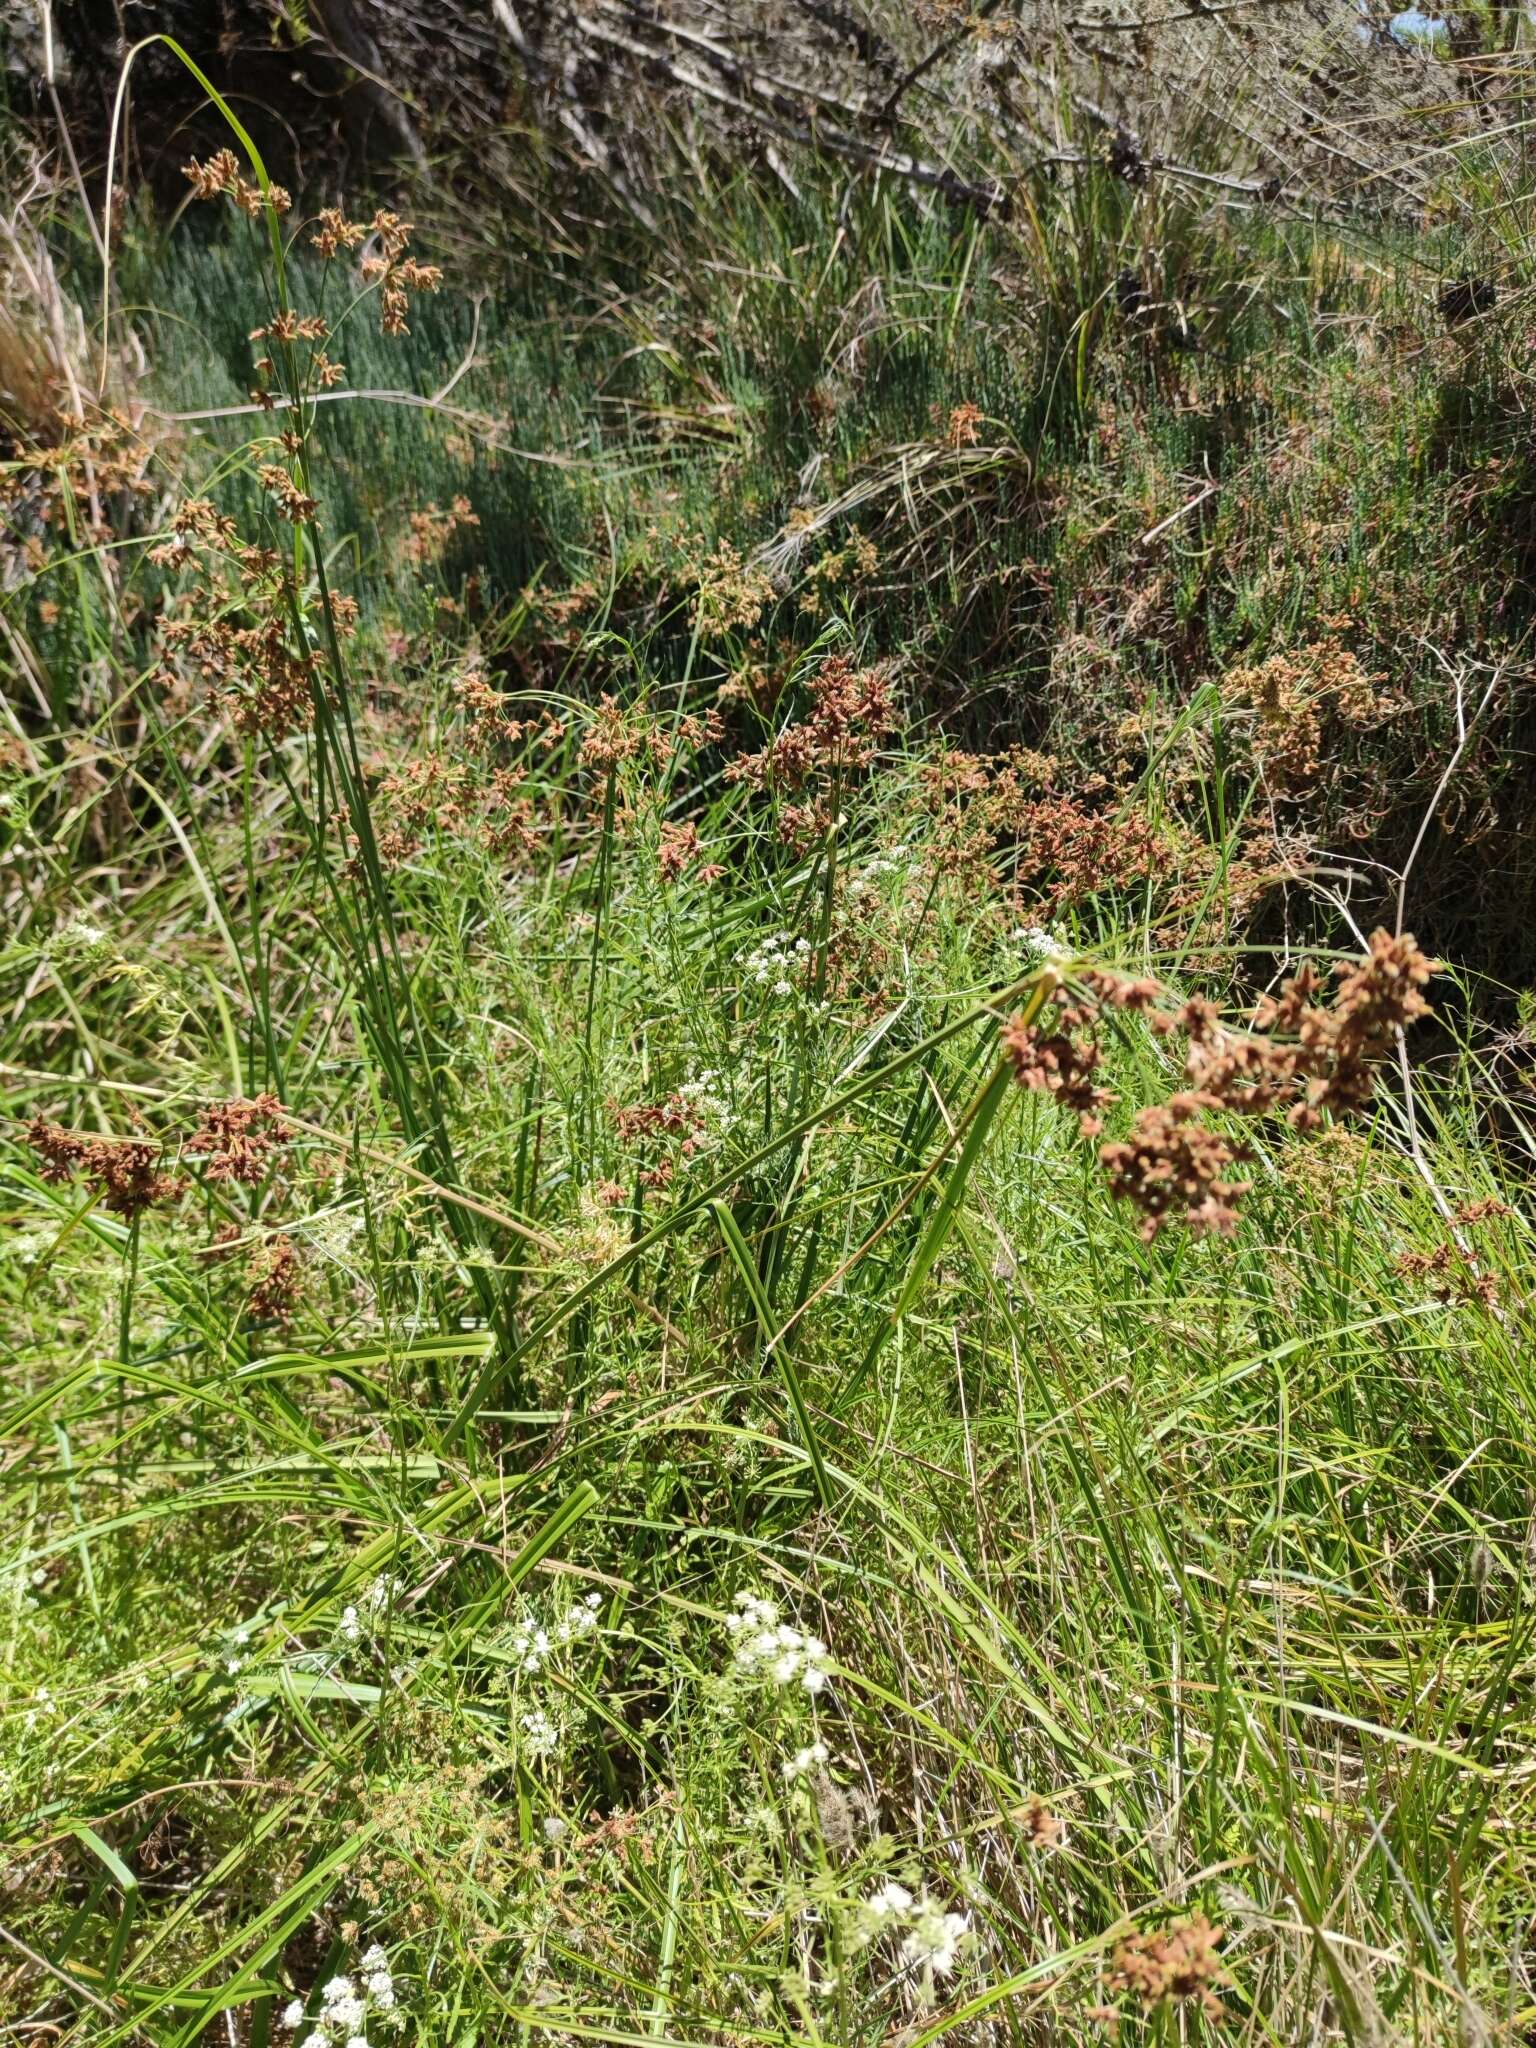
3,54,1536,2048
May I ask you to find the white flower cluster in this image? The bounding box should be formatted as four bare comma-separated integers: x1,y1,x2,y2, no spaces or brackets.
2,1562,46,1611
220,1622,253,1677
1012,922,1072,965
676,1070,729,1126
781,1739,829,1781
52,914,111,956
280,1944,398,2047
724,1592,831,1694
301,1207,368,1270
8,1230,52,1271
506,1589,602,1674
521,1707,560,1760
737,930,811,998
860,1883,971,1980
337,1574,405,1647
846,845,914,900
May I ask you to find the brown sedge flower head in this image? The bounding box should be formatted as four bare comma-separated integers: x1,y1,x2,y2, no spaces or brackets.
25,1118,186,1217
258,464,319,525
657,820,724,884
687,536,776,635
183,151,291,217
373,755,474,867
610,1092,709,1194
580,696,723,781
481,776,544,864
306,204,443,335
360,213,443,336
186,1094,290,1186
310,208,369,258
1100,1093,1252,1240
407,497,479,567
1013,1794,1066,1850
153,496,321,738
1013,793,1169,916
1007,933,1435,1241
727,652,897,795
1001,1011,1115,1138
611,1095,704,1143
1221,641,1399,794
1103,1913,1230,2021
934,399,983,448
4,403,156,558
1003,968,1162,1138
246,1236,302,1321
1396,1241,1500,1309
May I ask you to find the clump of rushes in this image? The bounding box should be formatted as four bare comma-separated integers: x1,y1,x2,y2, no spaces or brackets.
14,87,1536,2048
1004,931,1435,1237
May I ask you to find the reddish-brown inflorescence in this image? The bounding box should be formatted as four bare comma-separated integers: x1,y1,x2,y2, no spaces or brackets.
246,1236,302,1321
407,497,479,567
657,820,724,884
25,1118,186,1217
935,399,983,448
186,1094,291,1186
726,653,897,852
1005,931,1435,1240
999,1015,1115,1137
1013,793,1169,916
152,496,324,738
182,150,291,218
1013,1795,1066,1849
609,1092,710,1197
1100,1095,1252,1239
611,1095,704,1144
1101,1914,1230,2022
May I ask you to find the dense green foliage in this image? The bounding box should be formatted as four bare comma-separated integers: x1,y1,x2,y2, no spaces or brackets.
4,73,1536,2048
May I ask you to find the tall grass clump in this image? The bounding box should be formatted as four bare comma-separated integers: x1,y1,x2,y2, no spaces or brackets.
3,53,1536,2048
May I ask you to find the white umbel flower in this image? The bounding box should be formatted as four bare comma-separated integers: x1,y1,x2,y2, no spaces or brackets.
901,1895,971,1978
782,1740,829,1781
521,1707,559,1759
724,1593,833,1693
